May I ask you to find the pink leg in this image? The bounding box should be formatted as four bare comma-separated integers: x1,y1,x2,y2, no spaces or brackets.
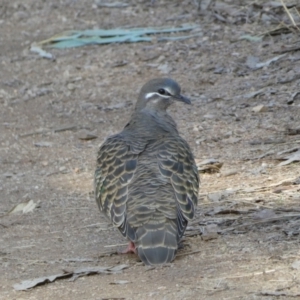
118,241,137,254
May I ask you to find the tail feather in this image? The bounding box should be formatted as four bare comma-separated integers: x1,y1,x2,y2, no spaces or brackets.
135,222,178,265
138,246,176,265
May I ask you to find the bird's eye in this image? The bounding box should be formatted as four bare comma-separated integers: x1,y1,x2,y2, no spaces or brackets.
158,89,172,96
158,88,166,95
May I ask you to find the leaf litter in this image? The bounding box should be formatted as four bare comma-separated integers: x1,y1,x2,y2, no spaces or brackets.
2,0,300,298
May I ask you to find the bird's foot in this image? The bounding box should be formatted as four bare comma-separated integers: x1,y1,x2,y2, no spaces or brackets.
118,241,137,254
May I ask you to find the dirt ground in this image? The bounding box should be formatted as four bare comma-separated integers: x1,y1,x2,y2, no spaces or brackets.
1,0,300,299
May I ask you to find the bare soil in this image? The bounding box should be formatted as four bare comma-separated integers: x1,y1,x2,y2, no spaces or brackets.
1,0,300,299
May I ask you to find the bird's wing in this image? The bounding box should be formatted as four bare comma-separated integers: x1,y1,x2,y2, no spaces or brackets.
94,135,139,235
157,136,199,236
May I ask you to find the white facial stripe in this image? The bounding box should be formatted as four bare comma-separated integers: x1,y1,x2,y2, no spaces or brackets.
145,92,157,99
145,92,170,99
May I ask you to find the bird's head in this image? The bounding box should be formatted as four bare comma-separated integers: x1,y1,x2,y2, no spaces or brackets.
135,78,191,112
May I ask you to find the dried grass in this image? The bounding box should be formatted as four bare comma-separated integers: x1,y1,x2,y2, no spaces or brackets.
280,0,300,31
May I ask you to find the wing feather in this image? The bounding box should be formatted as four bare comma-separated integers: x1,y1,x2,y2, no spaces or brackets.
158,137,199,224
94,135,139,234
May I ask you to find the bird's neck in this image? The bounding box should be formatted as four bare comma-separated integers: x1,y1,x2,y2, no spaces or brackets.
125,109,178,136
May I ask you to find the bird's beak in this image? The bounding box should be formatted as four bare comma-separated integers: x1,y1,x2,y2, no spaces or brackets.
174,94,191,105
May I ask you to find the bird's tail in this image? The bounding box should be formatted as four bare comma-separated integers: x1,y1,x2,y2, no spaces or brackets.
135,221,178,265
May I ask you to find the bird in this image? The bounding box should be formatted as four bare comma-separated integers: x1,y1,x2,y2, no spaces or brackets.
94,78,199,265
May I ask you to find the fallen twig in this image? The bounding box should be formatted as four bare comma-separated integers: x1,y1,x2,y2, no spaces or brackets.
19,129,49,137
176,249,202,257
220,214,300,233
224,268,278,279
54,125,78,133
259,290,300,297
104,243,128,248
280,0,300,30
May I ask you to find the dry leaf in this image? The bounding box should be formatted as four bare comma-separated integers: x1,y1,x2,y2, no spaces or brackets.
8,200,37,215
196,158,223,173
247,54,286,70
14,273,71,291
77,129,98,140
291,260,300,270
34,141,52,147
252,105,268,113
14,264,129,290
110,280,130,285
278,149,300,166
30,42,53,59
207,190,232,202
252,209,276,220
201,224,219,241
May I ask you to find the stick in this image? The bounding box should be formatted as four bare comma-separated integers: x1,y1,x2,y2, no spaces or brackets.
104,243,128,248
220,214,300,233
280,0,300,30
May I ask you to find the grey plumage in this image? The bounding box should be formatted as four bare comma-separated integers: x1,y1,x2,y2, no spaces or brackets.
94,78,199,265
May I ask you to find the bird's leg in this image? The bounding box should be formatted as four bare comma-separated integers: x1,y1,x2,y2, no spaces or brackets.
119,241,137,254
